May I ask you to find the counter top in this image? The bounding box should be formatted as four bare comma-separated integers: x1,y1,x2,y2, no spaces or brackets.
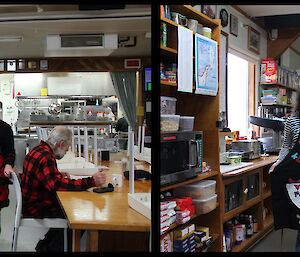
30,121,116,126
222,155,278,177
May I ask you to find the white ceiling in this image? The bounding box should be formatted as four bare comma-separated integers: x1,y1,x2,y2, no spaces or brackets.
238,5,300,54
237,5,300,17
0,4,151,58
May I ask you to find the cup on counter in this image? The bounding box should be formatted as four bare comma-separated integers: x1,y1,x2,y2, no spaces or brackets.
112,173,123,187
120,158,128,172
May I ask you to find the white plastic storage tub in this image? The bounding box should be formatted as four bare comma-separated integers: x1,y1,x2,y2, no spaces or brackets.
179,116,195,131
193,194,217,215
161,114,180,132
174,180,216,199
161,96,177,115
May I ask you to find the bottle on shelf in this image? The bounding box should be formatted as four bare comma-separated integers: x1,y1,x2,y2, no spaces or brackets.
253,215,258,233
161,22,167,47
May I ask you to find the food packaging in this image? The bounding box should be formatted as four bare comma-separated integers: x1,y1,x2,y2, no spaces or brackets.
161,114,180,132
161,96,177,115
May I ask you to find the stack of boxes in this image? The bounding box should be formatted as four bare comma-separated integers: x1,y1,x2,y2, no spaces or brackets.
160,200,177,234
194,226,212,252
174,197,195,225
173,224,196,252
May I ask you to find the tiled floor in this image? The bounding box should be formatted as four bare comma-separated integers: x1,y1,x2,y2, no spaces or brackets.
0,183,88,252
0,184,48,252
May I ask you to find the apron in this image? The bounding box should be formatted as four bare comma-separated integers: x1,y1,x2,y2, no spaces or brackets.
0,154,10,209
271,134,300,230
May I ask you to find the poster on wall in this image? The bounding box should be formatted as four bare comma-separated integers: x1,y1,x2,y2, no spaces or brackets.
195,34,218,96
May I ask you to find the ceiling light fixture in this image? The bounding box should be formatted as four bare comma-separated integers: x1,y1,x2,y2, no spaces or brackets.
0,36,23,42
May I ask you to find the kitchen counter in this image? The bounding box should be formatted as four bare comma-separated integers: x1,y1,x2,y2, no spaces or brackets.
221,155,277,177
30,120,116,126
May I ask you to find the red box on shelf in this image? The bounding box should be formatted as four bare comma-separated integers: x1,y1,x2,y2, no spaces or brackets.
260,58,277,83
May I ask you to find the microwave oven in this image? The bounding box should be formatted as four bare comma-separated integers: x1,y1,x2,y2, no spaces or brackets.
160,131,203,186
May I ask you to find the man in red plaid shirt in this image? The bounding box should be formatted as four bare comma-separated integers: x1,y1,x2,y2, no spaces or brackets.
21,126,107,251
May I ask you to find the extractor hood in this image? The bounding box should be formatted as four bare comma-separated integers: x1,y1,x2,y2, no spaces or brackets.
45,33,118,57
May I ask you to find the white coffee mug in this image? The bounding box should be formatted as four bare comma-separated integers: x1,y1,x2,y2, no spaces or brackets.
112,174,123,187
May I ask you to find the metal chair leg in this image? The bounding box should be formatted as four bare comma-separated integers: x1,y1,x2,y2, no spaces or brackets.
64,228,68,252
12,227,19,252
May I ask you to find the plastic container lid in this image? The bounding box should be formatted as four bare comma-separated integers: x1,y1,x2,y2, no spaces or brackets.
192,193,217,203
161,96,177,102
183,179,216,189
203,27,212,32
161,114,180,118
180,116,195,120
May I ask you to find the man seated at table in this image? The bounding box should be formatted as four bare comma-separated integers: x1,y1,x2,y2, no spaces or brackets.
20,126,108,252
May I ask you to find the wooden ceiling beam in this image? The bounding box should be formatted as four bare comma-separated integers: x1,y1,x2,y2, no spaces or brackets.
267,28,300,59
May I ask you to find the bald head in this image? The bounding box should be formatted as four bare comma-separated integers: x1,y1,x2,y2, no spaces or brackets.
46,126,72,146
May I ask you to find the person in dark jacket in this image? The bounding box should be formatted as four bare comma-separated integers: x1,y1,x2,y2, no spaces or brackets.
115,116,128,132
0,120,15,235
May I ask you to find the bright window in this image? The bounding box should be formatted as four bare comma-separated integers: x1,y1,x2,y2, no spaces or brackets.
227,53,249,137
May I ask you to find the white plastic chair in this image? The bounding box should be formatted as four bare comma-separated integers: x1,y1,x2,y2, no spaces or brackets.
9,172,69,252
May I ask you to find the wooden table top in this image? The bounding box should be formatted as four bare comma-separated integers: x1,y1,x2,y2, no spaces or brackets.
57,191,150,231
57,156,151,231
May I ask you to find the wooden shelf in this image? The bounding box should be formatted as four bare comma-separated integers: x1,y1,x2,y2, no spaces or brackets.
161,204,220,236
263,190,272,199
263,215,274,229
260,103,293,108
223,197,261,223
260,82,298,91
161,170,219,191
160,16,179,27
160,45,178,54
161,214,197,236
170,5,220,28
160,80,177,87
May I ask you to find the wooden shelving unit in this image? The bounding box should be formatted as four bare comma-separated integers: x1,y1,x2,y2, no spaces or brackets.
222,157,277,252
259,79,297,119
160,5,222,252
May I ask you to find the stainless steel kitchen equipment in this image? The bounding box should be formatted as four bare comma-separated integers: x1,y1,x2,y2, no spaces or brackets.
249,115,284,153
231,140,262,160
48,102,62,116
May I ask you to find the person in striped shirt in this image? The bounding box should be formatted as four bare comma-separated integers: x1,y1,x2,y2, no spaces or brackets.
269,94,300,173
269,91,300,252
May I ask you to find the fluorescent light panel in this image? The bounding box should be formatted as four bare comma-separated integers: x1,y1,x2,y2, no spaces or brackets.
0,36,23,42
